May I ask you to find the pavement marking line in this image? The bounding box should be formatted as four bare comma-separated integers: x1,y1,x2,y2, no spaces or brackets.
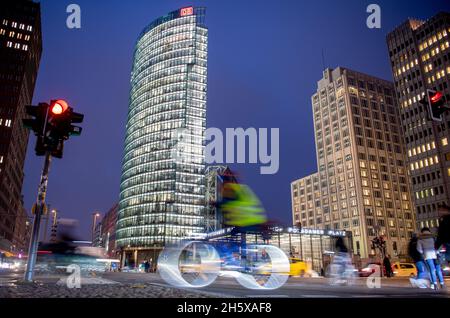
246,295,289,298
300,295,341,298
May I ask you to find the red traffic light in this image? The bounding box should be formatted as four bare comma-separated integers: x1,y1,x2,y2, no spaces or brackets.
430,91,443,104
50,99,69,115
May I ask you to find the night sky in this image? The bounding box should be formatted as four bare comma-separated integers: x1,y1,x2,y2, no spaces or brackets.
23,0,450,239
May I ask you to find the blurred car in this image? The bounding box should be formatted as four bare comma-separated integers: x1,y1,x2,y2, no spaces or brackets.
289,258,308,277
442,264,450,276
358,262,384,277
391,262,417,277
438,245,450,276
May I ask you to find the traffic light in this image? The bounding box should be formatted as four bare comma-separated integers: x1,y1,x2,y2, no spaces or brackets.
23,103,48,135
48,99,84,139
22,99,84,158
423,89,448,122
45,99,84,158
23,103,50,156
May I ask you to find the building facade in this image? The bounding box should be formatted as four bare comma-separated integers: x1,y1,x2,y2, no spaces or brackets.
12,205,30,254
292,67,416,259
387,12,450,232
98,203,118,257
0,0,42,253
116,7,208,266
92,221,102,248
205,166,238,232
291,173,320,228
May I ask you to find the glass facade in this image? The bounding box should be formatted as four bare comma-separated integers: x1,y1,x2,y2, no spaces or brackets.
116,7,208,249
208,227,352,273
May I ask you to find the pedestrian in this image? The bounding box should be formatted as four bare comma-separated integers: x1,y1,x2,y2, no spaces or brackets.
408,233,428,279
383,255,393,278
144,260,150,273
417,227,445,290
148,258,153,273
335,237,348,253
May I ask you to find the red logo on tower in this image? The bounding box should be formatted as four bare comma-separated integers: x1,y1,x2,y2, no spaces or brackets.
180,7,194,17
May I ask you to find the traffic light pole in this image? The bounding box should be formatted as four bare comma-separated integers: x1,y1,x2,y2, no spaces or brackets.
24,152,52,282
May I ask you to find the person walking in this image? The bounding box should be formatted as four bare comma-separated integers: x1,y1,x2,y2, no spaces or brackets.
144,260,150,273
408,233,430,288
383,255,393,278
148,258,153,273
409,234,427,279
417,227,445,290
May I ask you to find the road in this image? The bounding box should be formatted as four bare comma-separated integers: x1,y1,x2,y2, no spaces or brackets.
99,271,450,298
1,269,449,298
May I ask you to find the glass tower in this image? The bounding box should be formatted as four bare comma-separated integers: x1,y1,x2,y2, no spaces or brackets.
117,7,208,252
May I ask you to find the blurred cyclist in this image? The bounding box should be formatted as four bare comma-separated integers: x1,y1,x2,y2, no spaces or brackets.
327,237,355,285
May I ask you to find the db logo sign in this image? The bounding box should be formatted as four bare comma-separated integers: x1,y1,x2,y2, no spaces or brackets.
180,7,193,17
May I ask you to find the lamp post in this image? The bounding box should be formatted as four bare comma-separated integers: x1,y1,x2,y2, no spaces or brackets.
50,209,58,243
92,212,100,245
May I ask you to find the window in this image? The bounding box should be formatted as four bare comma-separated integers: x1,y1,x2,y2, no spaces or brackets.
442,138,448,146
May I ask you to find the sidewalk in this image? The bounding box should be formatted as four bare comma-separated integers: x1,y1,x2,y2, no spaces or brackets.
288,275,450,290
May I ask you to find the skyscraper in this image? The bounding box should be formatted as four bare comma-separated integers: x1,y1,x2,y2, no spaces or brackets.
116,7,208,265
387,12,450,232
0,0,42,253
291,67,415,258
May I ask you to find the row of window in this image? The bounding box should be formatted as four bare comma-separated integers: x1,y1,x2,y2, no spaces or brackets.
409,155,440,172
407,141,437,158
412,170,441,186
427,66,450,84
2,19,33,31
415,186,445,200
0,29,31,41
0,119,12,127
419,28,449,52
6,41,28,51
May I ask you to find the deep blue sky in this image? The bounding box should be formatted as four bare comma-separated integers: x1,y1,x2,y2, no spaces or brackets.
23,0,450,239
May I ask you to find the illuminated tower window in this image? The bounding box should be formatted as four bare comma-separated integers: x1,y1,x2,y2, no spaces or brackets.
117,7,208,249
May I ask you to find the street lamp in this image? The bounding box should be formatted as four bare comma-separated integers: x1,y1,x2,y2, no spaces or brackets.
92,212,100,245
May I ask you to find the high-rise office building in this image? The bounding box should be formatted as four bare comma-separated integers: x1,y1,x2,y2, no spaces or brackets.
291,173,320,227
0,0,42,253
116,7,208,265
292,67,416,258
387,12,450,232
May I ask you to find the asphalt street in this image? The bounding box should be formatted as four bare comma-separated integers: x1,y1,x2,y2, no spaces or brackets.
1,270,449,298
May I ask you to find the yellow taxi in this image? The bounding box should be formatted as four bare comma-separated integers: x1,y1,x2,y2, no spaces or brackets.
289,258,309,277
391,262,417,277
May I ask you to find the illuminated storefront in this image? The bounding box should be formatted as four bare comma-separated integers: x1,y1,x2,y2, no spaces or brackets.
207,227,353,273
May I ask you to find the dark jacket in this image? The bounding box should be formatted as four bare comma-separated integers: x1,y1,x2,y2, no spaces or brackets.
335,237,348,253
408,237,423,263
436,214,450,249
383,257,392,271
